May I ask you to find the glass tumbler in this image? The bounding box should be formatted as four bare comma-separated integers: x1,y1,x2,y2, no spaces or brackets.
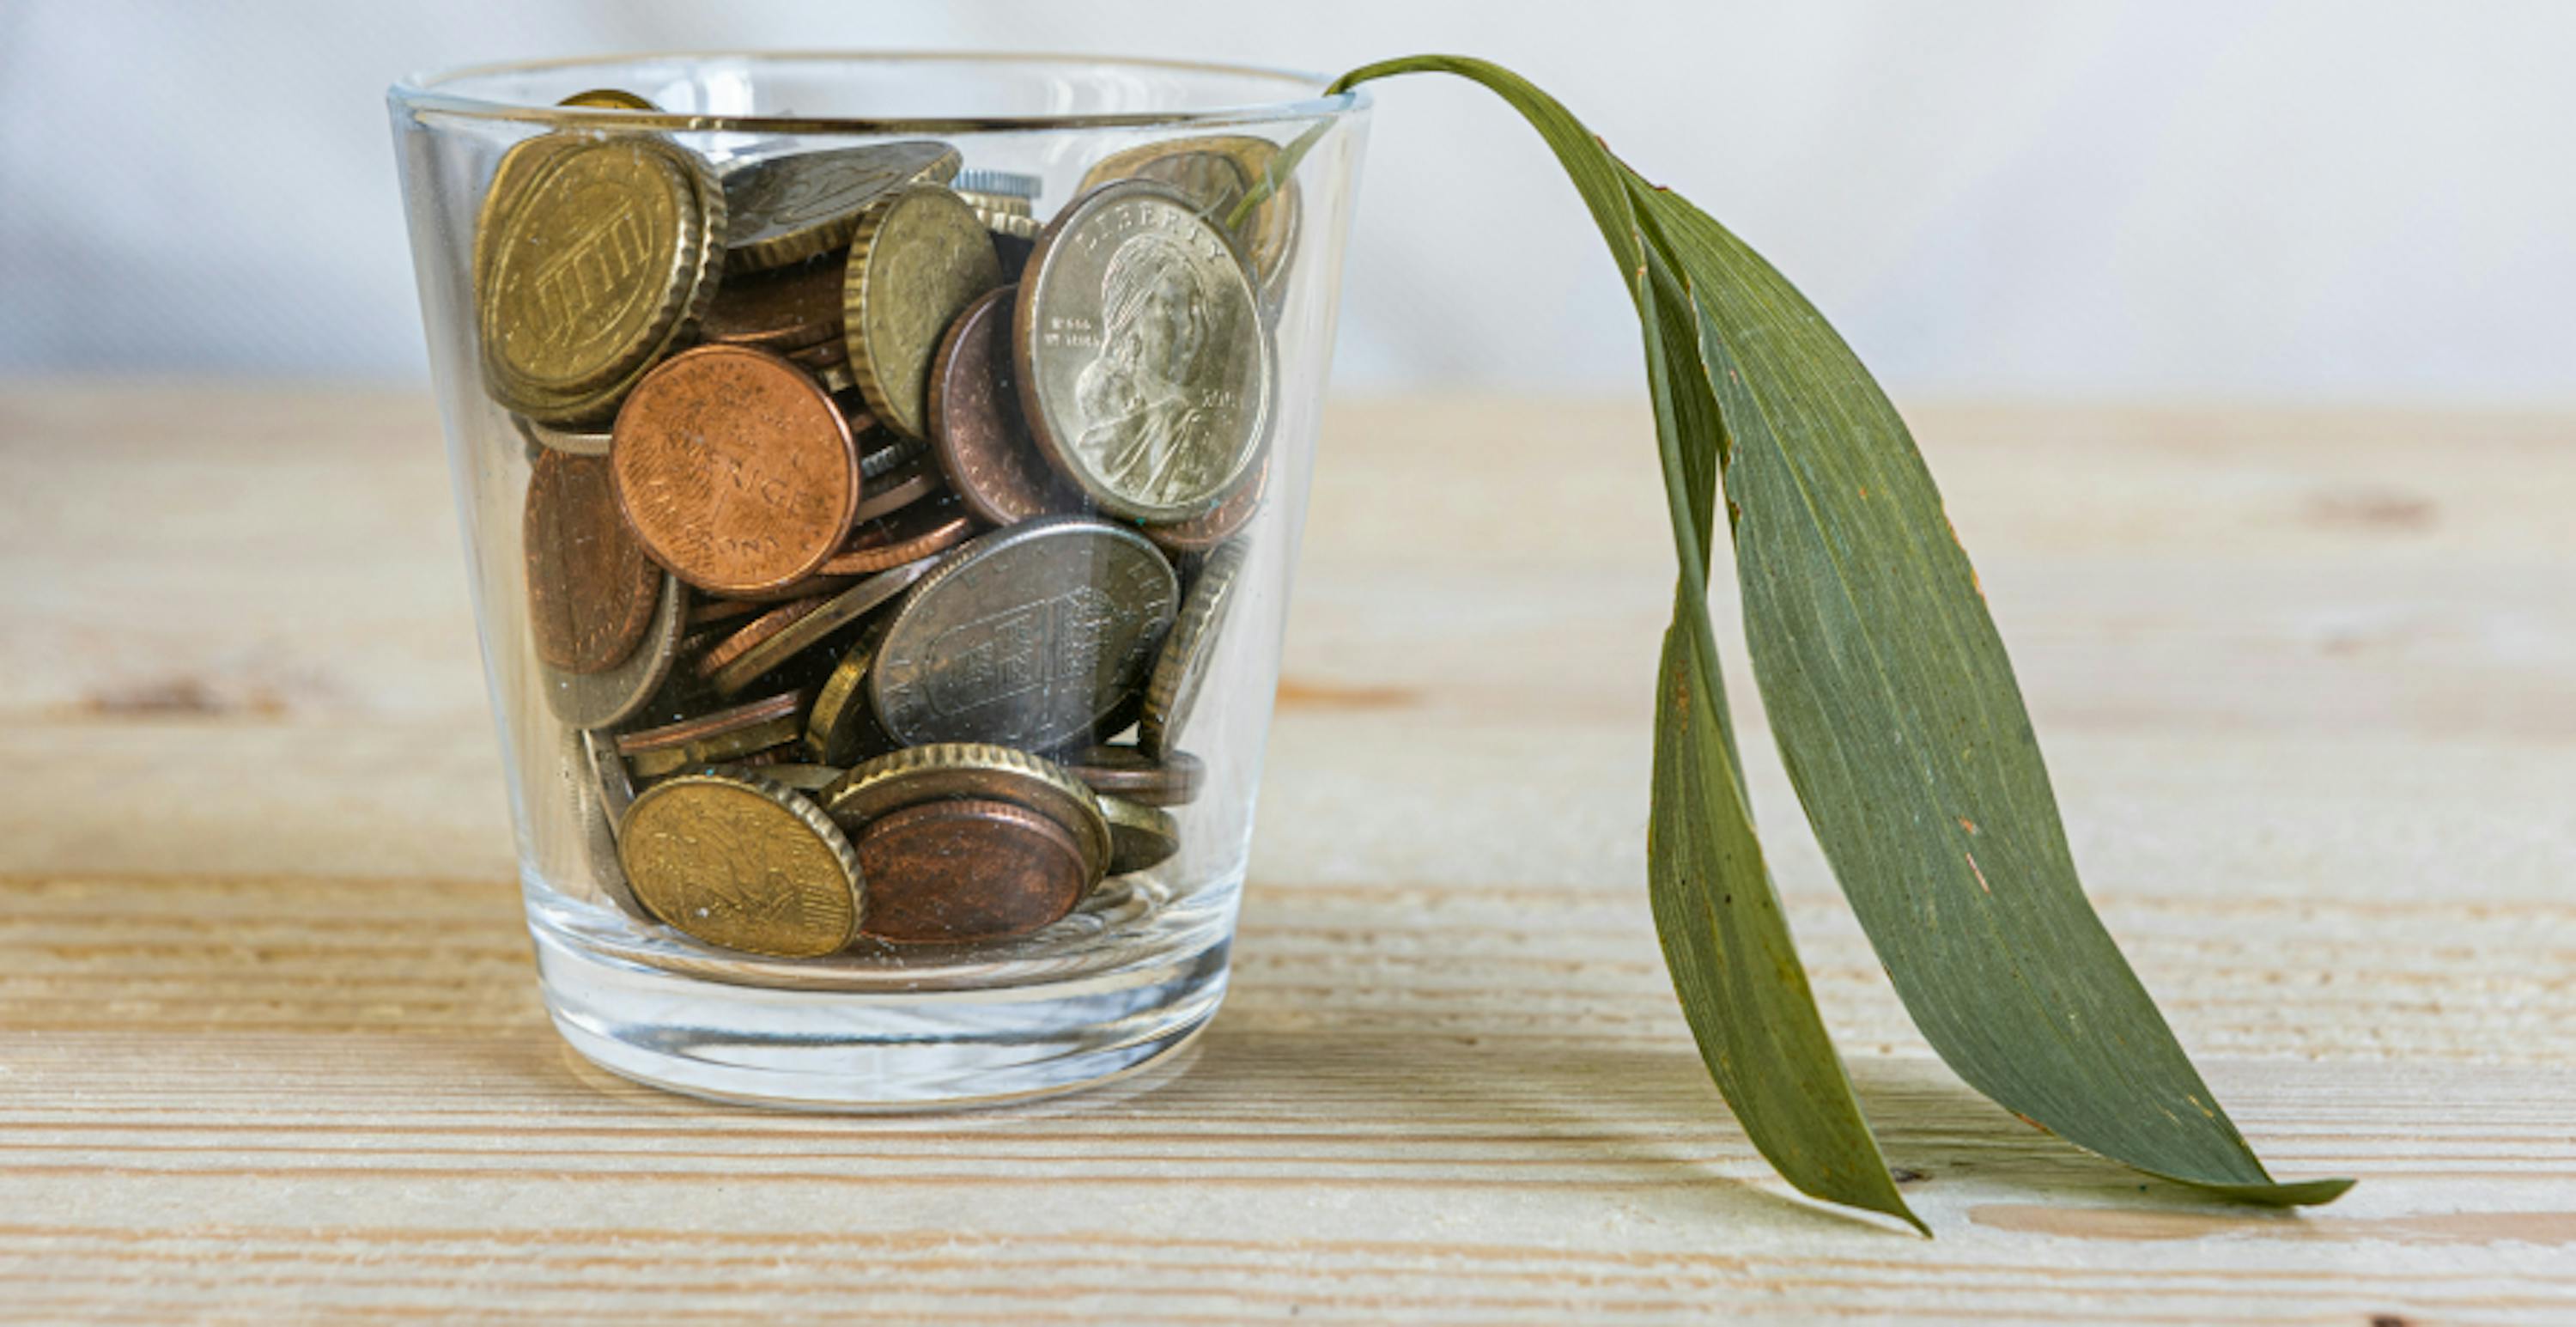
387,54,1370,1107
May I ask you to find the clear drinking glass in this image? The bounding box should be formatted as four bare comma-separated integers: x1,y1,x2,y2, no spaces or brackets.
387,53,1370,1107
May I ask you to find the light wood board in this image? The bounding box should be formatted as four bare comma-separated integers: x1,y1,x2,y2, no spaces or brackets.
1,385,2570,1322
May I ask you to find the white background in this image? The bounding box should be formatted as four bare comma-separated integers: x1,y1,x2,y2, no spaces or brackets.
3,0,2568,403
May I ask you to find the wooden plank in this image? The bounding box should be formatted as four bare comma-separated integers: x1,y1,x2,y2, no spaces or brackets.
0,384,2570,1321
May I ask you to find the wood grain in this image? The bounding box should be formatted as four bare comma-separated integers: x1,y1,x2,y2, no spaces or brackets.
2,384,2572,1322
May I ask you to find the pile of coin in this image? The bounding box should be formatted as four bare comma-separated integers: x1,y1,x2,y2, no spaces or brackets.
479,91,1296,958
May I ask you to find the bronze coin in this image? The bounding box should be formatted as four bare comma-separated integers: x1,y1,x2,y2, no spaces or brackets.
693,594,829,679
1145,452,1267,556
817,497,976,576
927,285,1072,527
523,450,660,674
854,798,1089,944
615,689,807,758
848,456,944,526
698,256,844,353
611,344,862,596
1065,745,1205,807
687,594,766,629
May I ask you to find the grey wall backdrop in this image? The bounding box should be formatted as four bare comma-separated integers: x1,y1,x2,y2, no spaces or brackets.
3,0,2568,402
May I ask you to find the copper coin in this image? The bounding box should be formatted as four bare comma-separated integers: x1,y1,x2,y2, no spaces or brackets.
1146,453,1267,556
693,594,829,679
611,344,862,596
1065,746,1205,807
523,450,661,674
849,457,944,525
854,798,1090,944
615,689,808,758
698,256,844,353
927,285,1073,527
687,594,766,629
818,498,977,576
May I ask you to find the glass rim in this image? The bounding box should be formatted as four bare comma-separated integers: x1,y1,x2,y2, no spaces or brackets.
389,49,1371,135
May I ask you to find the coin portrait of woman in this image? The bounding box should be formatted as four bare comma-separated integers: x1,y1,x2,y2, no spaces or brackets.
1072,231,1232,505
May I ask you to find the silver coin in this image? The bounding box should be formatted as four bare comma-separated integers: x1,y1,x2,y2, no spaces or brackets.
953,167,1042,201
720,141,962,271
1138,538,1249,759
1014,182,1273,523
577,727,650,920
540,572,684,729
870,517,1177,750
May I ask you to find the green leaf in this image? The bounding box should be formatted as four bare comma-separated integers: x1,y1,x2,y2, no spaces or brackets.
1628,184,2350,1205
1637,261,1924,1233
1321,54,1920,1230
1320,55,2353,1217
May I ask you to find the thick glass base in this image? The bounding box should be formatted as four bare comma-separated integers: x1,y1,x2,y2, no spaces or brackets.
532,918,1231,1111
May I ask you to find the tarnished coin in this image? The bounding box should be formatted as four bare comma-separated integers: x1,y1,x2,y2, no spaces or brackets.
514,414,615,458
558,88,659,111
618,771,863,957
843,185,1005,441
929,285,1072,527
1098,794,1182,876
869,518,1177,751
708,557,934,697
544,572,687,729
1078,134,1300,304
523,449,661,674
698,254,844,353
849,456,945,525
858,430,925,482
1139,538,1249,758
573,727,650,920
856,799,1091,944
819,498,976,576
1145,451,1266,556
822,742,1111,883
694,594,828,679
713,761,844,795
804,621,889,765
616,689,807,778
611,344,861,596
1016,181,1273,523
1065,745,1205,807
476,134,723,423
720,141,961,273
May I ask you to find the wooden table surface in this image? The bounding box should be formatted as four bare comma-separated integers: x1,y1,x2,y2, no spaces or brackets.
1,385,2570,1323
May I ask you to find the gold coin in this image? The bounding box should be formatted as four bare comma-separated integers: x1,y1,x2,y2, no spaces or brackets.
559,88,659,111
1077,134,1300,304
843,185,1005,441
821,742,1109,884
1098,794,1181,876
803,623,887,765
617,771,863,957
1139,538,1249,758
476,135,724,423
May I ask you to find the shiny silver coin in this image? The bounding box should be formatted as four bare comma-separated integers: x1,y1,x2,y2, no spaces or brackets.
1013,181,1272,524
870,517,1177,751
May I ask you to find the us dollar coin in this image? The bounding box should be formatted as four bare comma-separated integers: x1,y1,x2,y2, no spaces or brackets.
1015,181,1272,523
869,517,1176,752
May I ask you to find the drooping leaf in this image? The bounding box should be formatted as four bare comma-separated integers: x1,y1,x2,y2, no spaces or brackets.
1308,54,2354,1217
1309,54,1916,1228
1627,183,2351,1204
